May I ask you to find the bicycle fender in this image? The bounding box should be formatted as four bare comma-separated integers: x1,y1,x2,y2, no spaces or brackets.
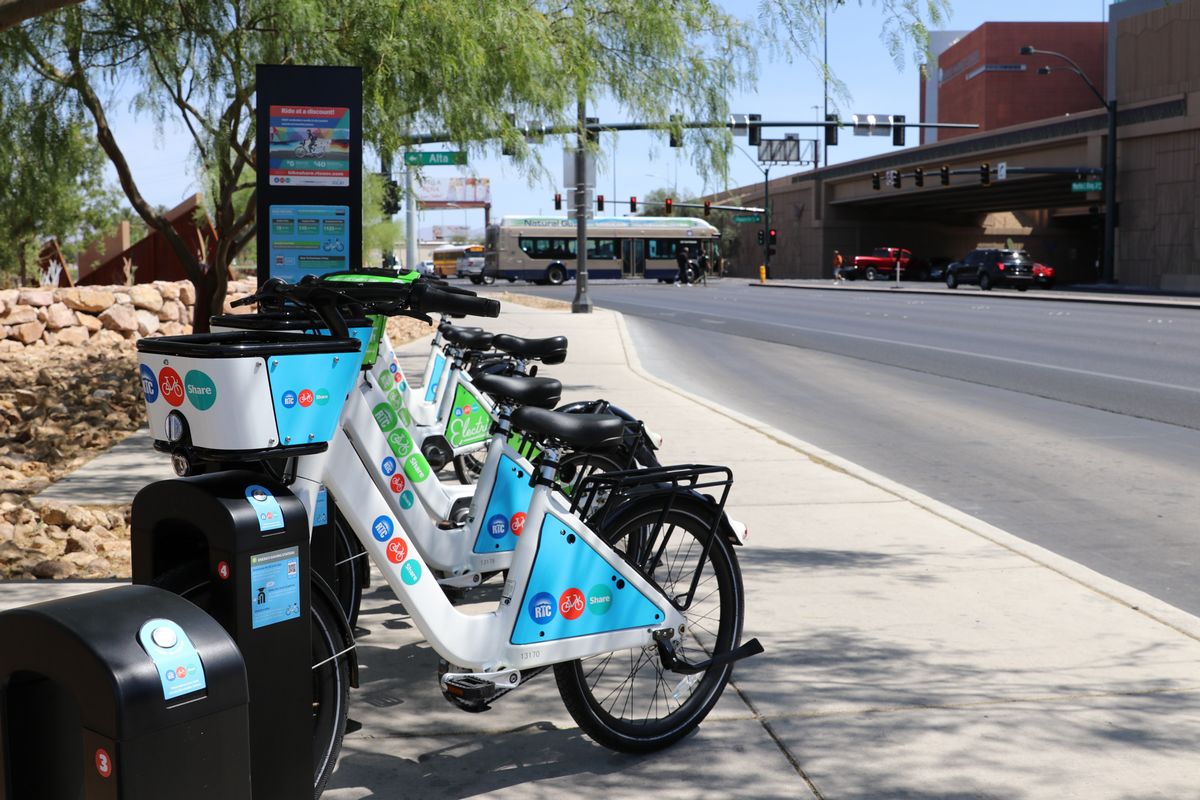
312,571,360,688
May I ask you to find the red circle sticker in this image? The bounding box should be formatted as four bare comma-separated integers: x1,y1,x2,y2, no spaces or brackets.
158,367,185,407
176,666,187,679
559,588,585,620
298,389,314,408
389,473,406,493
217,561,230,580
386,538,408,564
394,372,402,383
95,748,112,778
510,513,526,536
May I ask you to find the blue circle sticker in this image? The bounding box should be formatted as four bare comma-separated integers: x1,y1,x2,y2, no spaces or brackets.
400,559,422,585
281,390,298,409
381,457,396,476
528,592,556,625
140,364,158,403
389,363,398,374
486,514,508,540
371,515,394,542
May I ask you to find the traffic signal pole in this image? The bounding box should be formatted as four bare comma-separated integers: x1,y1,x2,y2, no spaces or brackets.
571,97,593,314
762,165,771,278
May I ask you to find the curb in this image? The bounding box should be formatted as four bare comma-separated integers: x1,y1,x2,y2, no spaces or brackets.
610,308,1200,643
747,281,1200,310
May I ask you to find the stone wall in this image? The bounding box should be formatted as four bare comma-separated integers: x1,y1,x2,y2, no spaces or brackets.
0,279,257,351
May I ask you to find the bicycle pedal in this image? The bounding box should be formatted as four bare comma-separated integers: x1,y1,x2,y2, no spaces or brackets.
442,675,496,702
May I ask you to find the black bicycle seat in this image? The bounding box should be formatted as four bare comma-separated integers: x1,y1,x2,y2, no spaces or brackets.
510,406,625,449
443,327,494,350
492,334,568,364
473,373,562,409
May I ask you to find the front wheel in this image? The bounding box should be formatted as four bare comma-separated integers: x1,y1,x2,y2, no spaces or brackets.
554,502,744,753
469,276,482,285
453,452,485,485
482,272,496,286
946,272,958,289
979,271,993,291
546,264,567,285
864,266,878,281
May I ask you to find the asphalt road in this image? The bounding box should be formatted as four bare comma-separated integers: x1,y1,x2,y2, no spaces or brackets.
495,280,1200,616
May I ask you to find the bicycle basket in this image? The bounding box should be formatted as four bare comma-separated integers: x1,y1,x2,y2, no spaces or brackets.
211,310,378,367
136,331,361,458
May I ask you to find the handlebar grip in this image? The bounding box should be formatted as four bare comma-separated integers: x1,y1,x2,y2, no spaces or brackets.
419,287,501,318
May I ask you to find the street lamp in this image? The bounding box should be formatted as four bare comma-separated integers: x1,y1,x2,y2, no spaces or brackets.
1020,45,1117,284
735,144,772,277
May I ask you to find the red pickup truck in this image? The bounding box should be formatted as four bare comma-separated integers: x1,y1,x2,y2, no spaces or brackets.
847,247,924,281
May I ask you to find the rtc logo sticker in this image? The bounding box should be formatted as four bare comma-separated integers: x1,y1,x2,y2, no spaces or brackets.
184,369,217,410
389,363,397,374
387,427,414,457
389,473,406,493
314,388,330,406
381,456,397,476
528,591,556,625
486,514,507,539
140,364,158,403
371,515,394,542
400,559,422,585
587,584,613,615
398,491,415,509
372,402,397,431
158,367,185,407
510,512,526,536
281,390,298,409
559,588,586,620
404,453,430,483
386,537,408,564
297,388,314,408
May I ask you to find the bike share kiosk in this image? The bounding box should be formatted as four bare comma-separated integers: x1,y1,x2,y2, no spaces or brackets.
0,585,251,799
132,326,364,799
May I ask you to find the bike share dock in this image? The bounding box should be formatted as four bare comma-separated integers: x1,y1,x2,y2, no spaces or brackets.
9,298,1200,799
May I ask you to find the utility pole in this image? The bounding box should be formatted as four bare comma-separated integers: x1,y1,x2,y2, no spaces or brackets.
763,166,771,278
571,96,592,313
405,160,417,273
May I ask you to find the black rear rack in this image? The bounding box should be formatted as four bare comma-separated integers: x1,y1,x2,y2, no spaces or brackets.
568,464,733,611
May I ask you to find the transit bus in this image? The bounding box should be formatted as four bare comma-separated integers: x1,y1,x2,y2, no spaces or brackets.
484,215,721,284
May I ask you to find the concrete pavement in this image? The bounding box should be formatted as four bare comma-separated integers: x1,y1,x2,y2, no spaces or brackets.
6,297,1200,798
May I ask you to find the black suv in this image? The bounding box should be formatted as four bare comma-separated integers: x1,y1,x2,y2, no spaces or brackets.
946,249,1036,291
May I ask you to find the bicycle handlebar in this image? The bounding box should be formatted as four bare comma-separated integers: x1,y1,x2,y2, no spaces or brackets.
415,285,501,318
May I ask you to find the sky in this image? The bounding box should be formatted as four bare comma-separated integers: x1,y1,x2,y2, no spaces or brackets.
102,0,1112,241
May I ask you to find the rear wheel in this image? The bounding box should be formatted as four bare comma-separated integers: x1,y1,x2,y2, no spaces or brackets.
482,272,496,286
152,562,350,797
452,452,485,485
554,503,744,753
979,271,993,291
546,265,567,285
333,512,367,629
865,266,878,281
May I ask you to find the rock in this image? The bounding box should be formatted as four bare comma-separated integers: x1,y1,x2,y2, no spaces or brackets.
0,339,17,352
156,300,180,322
179,282,196,305
0,305,38,326
77,312,102,332
99,304,138,332
135,309,160,336
161,321,187,336
0,324,8,339
31,559,73,579
0,541,24,563
13,321,46,345
55,326,90,346
129,284,164,312
59,287,116,314
44,302,78,330
90,329,126,346
64,529,101,555
18,288,54,307
157,281,181,301
64,506,98,529
0,520,13,540
114,292,132,305
38,502,69,526
91,388,116,402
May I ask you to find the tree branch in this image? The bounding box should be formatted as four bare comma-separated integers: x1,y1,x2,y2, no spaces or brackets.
0,0,79,32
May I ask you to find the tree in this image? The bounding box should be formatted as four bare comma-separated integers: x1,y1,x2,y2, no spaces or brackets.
0,0,78,32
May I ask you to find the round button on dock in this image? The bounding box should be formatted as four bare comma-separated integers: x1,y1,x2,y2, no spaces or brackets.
151,626,178,649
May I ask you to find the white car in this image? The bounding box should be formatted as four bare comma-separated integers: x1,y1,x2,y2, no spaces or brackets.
414,260,436,276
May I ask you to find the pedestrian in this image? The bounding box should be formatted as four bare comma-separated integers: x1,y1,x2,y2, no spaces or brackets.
676,245,691,286
832,250,844,283
696,250,710,284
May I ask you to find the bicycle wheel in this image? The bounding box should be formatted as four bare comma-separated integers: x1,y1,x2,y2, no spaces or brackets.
555,449,624,499
333,510,367,628
553,502,744,753
151,562,350,798
452,452,485,485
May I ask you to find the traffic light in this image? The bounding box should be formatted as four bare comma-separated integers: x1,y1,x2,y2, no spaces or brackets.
554,193,562,211
664,198,672,215
825,114,839,147
914,167,924,187
891,170,901,189
872,172,881,191
768,228,777,245
757,229,765,246
980,163,991,185
748,113,762,147
704,200,712,216
940,165,950,185
382,178,400,216
629,196,637,213
669,114,682,148
892,114,906,147
585,116,600,144
768,246,777,257
596,194,604,212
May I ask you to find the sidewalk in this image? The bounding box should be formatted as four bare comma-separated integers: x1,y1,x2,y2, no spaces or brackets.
5,298,1200,798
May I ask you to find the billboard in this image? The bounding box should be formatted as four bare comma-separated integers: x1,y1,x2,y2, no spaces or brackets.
416,177,491,208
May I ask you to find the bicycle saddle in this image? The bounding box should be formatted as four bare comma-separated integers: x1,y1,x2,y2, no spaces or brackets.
473,373,562,409
491,334,568,364
510,406,626,449
439,320,481,336
443,327,494,350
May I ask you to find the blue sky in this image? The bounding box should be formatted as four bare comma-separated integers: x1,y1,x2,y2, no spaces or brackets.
104,0,1112,238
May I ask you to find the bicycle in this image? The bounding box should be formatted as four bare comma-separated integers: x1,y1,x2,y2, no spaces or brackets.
136,275,761,794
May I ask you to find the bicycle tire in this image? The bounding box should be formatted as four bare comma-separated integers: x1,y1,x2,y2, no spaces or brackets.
553,501,744,753
150,561,350,798
333,510,367,628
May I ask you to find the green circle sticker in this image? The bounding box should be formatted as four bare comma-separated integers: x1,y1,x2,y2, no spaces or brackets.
398,407,413,427
404,454,430,483
184,370,217,411
387,428,414,457
587,584,613,615
400,559,422,585
371,402,397,432
387,388,403,408
398,490,414,509
314,388,330,406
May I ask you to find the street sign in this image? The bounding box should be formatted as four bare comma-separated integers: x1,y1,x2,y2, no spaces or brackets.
997,161,1007,181
403,151,467,166
1072,180,1103,192
851,114,892,136
732,214,762,224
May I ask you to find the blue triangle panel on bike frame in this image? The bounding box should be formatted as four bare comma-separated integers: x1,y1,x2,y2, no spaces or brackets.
424,354,446,402
510,514,666,645
473,455,533,553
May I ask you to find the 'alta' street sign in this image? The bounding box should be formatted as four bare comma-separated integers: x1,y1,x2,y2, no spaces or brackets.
1071,180,1102,192
732,214,763,224
404,151,467,166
